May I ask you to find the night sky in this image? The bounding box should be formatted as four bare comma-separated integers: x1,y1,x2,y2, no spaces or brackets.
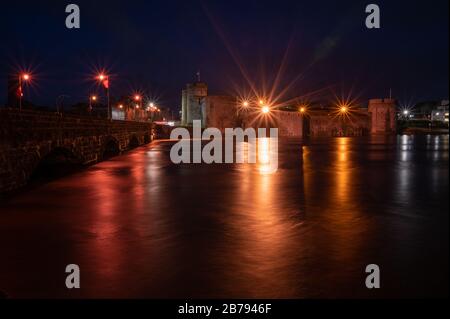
0,0,448,110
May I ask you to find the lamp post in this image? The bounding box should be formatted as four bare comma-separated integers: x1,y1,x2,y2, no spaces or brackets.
89,95,97,113
134,95,142,121
97,74,110,119
18,73,30,110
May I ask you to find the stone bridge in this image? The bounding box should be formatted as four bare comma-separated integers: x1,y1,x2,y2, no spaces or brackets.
0,109,154,193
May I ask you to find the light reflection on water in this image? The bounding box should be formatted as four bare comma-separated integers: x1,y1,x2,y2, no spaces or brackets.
0,135,448,298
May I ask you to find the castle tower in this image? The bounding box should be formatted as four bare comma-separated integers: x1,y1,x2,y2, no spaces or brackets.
181,79,207,126
181,89,188,125
368,98,397,134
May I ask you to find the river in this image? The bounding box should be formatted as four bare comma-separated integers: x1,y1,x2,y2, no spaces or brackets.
0,135,448,298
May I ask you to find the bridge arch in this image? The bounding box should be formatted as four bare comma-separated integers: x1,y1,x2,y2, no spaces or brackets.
29,146,82,183
103,136,121,159
128,134,140,149
144,133,151,144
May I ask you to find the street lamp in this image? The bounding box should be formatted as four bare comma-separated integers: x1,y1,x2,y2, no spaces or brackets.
262,106,270,114
132,95,143,120
89,95,97,112
18,73,31,110
96,73,110,119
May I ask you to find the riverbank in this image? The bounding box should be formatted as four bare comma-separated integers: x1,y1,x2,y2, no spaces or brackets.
399,128,449,135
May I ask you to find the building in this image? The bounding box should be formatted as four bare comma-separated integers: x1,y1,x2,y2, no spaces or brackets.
368,98,397,134
179,80,395,136
431,100,449,122
205,95,239,131
181,81,208,126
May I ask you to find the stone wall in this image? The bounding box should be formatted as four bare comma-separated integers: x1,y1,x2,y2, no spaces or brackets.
368,99,397,134
205,96,239,131
307,109,371,137
0,109,153,193
273,111,303,137
181,82,208,126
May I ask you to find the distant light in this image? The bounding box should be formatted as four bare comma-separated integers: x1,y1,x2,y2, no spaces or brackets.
340,106,348,113
436,113,440,116
135,104,140,109
118,104,123,109
300,107,306,113
22,74,30,81
97,74,106,81
168,121,175,127
91,95,97,101
242,101,249,107
134,95,141,101
403,110,409,115
149,102,155,107
262,106,270,114
259,100,265,105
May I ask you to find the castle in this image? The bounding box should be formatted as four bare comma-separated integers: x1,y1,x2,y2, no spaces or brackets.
180,80,398,137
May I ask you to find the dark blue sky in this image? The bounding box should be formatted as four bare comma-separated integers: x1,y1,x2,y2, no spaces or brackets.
0,0,448,109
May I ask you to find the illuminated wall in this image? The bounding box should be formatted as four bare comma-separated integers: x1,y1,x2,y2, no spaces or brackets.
368,99,397,134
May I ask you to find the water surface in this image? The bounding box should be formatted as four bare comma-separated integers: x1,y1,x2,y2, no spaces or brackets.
0,135,448,298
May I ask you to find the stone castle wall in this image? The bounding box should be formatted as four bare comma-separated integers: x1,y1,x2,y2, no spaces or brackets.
307,109,371,137
181,82,208,126
205,96,239,131
368,99,397,134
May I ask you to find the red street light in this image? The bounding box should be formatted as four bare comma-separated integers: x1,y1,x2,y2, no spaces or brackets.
18,73,31,110
96,73,111,120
